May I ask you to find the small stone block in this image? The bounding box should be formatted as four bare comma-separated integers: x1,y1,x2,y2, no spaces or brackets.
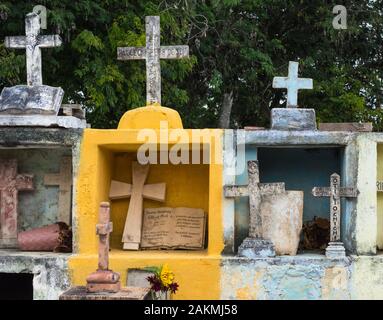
0,85,64,115
60,286,150,300
271,108,317,131
123,242,140,250
127,269,153,288
238,238,276,258
326,242,346,259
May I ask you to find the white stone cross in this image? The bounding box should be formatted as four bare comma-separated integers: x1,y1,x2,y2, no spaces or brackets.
273,61,313,108
312,173,358,243
224,161,285,238
4,12,62,86
117,16,189,105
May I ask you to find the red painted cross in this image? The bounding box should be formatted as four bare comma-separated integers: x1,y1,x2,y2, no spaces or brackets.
0,159,33,248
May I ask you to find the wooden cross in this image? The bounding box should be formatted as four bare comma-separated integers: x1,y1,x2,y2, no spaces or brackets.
224,160,285,238
273,61,313,108
4,12,62,86
86,202,120,293
109,162,166,250
44,157,72,225
117,16,189,105
312,173,358,243
0,159,34,248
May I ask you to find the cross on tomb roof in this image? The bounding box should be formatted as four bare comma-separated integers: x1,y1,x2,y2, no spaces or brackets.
117,16,189,105
273,61,313,108
4,12,62,86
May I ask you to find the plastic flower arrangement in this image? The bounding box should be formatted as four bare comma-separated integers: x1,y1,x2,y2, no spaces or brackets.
145,264,179,298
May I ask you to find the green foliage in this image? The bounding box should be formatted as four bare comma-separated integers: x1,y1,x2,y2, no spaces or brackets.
0,0,382,130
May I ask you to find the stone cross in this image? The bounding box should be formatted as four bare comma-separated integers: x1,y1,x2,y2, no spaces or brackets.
224,160,285,257
0,159,34,248
273,61,313,108
86,202,120,293
96,202,113,271
312,173,358,258
44,157,72,225
109,162,166,250
117,16,189,105
5,12,62,86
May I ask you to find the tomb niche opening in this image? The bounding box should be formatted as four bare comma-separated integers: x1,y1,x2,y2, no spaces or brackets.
234,147,344,254
0,272,33,300
0,147,74,251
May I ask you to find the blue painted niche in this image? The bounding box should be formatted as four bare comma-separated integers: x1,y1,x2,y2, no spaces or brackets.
0,148,72,232
235,146,343,251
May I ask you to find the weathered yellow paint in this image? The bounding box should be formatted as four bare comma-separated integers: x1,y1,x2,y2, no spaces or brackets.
321,267,349,300
118,104,183,129
377,144,383,249
69,114,224,299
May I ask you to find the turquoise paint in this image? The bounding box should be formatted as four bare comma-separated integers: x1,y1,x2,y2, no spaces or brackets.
261,265,323,300
258,148,342,222
0,148,72,231
234,147,342,251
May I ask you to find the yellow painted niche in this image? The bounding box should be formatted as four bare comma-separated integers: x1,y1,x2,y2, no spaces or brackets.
118,103,183,129
69,128,224,299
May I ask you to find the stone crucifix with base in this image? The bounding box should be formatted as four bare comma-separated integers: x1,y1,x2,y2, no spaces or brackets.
61,203,150,300
5,12,62,87
109,162,166,250
272,61,316,131
117,16,189,105
0,12,64,115
86,202,121,293
312,173,358,258
224,160,285,258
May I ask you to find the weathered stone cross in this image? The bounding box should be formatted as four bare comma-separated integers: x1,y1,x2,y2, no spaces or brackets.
109,162,166,250
86,202,120,293
44,157,72,225
5,12,62,86
117,16,189,105
312,173,358,258
224,160,285,257
273,61,313,108
0,159,34,248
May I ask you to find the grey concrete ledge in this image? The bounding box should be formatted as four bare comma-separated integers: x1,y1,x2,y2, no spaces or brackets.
220,253,352,267
242,129,357,146
0,115,87,129
0,250,71,300
0,127,83,148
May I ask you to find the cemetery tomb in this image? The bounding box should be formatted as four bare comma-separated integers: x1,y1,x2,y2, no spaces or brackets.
109,151,210,251
0,147,73,246
0,273,33,300
69,125,224,299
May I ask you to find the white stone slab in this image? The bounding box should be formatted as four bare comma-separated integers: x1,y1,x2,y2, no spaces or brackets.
0,115,87,129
